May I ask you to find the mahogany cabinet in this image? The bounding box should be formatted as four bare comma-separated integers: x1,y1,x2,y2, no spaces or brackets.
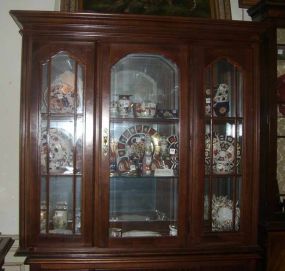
10,10,266,271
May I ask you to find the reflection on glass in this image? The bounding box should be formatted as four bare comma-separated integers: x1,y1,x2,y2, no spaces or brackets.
77,65,84,114
40,117,84,174
40,118,48,174
50,53,75,114
75,177,82,234
236,121,243,175
109,177,178,237
48,119,74,174
40,177,47,233
236,72,243,118
76,117,83,174
109,54,180,238
41,63,48,113
111,54,179,119
40,52,84,114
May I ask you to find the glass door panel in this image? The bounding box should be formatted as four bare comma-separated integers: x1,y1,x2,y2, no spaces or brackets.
109,54,179,238
277,28,285,209
204,58,242,232
39,52,85,235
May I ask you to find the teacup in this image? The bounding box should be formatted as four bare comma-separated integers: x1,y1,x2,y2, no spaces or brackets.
169,225,177,236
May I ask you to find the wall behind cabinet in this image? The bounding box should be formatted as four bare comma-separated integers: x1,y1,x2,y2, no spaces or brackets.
0,0,59,235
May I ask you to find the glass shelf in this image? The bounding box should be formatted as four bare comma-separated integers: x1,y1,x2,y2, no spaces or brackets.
110,175,178,179
110,117,179,124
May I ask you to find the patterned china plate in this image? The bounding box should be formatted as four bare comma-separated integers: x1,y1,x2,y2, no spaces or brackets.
211,195,240,232
41,128,73,173
117,125,160,159
205,133,241,174
43,71,82,113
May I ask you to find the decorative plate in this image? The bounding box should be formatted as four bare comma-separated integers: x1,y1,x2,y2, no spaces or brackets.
211,195,240,232
205,133,241,174
163,135,179,170
43,71,82,113
41,128,73,173
117,125,160,159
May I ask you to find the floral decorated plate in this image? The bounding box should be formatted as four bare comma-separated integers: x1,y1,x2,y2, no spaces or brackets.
205,133,241,174
43,71,82,113
211,195,240,232
41,128,73,173
117,125,160,159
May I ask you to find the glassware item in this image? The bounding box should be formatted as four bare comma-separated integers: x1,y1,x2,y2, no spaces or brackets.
169,224,177,236
109,227,122,238
133,102,156,118
118,95,132,117
53,201,68,230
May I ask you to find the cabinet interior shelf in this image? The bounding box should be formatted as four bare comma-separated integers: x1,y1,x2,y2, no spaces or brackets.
41,173,82,176
110,117,179,124
41,113,84,119
205,117,243,124
205,173,242,177
110,175,178,179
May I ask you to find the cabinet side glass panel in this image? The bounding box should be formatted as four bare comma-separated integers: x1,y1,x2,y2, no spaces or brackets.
109,54,179,238
277,28,285,207
39,52,85,235
204,59,242,232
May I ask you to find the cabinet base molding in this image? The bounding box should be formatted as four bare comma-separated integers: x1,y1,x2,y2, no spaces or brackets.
26,253,261,271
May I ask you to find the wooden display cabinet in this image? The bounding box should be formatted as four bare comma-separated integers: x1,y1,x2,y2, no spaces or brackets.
10,10,266,271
